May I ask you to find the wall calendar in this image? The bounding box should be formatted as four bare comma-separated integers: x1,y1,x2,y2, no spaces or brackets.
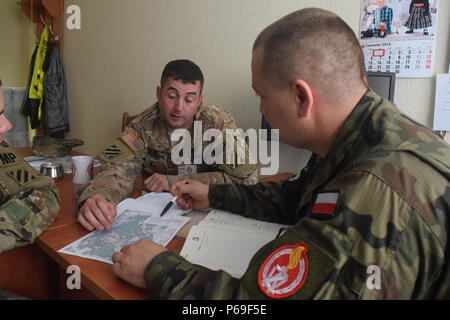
359,0,439,78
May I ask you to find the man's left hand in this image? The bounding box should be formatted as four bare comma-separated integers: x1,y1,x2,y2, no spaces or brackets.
112,239,168,289
144,173,170,192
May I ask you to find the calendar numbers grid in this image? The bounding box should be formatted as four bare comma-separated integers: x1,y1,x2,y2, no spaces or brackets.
362,39,434,78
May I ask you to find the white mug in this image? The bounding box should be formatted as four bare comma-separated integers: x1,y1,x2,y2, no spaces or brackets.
72,156,93,184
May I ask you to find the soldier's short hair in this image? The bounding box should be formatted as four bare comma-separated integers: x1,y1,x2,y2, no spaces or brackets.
253,8,368,104
0,78,2,87
160,60,204,93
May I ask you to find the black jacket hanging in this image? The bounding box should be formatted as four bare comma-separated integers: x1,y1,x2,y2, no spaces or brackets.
42,42,70,134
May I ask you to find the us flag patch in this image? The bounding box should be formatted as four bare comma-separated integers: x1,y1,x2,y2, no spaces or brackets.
120,134,143,152
8,168,38,185
310,192,340,219
103,145,122,159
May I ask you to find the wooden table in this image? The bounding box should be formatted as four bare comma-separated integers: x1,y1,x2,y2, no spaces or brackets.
0,148,293,299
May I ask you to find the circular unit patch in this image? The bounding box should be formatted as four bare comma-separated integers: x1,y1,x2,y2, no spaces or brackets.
258,243,309,299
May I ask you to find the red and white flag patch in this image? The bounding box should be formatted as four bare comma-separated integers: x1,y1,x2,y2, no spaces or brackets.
311,192,340,217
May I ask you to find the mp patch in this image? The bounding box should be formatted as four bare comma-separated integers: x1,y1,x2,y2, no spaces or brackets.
0,152,18,166
258,243,309,299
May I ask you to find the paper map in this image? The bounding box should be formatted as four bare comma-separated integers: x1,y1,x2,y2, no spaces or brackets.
59,198,189,264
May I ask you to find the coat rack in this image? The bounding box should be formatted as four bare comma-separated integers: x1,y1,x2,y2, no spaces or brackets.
18,0,65,137
19,0,64,52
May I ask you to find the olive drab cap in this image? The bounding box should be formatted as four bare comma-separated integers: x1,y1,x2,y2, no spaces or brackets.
32,136,84,157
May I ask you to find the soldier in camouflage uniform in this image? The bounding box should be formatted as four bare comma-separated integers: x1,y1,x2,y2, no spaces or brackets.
77,60,257,231
110,8,450,300
0,80,60,299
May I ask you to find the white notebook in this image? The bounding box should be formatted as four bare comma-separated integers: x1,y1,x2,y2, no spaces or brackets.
180,209,288,278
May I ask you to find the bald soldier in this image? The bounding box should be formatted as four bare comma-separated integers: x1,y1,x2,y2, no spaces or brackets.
77,60,257,231
111,8,450,300
0,80,60,298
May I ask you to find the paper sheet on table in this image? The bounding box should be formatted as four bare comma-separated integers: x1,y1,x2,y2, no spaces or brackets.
199,209,288,234
433,74,450,131
180,225,278,279
180,210,288,278
136,192,192,217
58,199,190,264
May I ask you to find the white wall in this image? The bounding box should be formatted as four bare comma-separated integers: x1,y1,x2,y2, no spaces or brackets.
0,0,35,87
63,0,450,174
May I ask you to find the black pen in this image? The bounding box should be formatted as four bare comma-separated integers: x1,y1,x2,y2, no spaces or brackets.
160,196,179,217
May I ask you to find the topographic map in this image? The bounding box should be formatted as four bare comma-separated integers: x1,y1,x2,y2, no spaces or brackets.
59,199,189,264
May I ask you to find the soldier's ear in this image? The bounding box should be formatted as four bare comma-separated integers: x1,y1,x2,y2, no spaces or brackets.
292,79,314,118
156,86,162,101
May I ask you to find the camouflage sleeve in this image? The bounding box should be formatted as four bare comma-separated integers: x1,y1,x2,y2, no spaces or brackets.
77,128,145,207
144,169,446,300
0,184,60,253
245,170,444,300
144,251,250,299
167,108,259,187
209,109,259,185
207,175,306,224
166,165,258,187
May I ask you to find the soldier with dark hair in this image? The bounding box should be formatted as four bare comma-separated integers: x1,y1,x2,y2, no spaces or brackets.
0,80,60,299
160,59,205,93
111,8,450,300
76,59,258,232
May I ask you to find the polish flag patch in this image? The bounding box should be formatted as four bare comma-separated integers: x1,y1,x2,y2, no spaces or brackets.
311,192,340,217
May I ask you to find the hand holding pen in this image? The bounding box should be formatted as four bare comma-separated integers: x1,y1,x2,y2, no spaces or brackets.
168,179,211,211
160,196,178,217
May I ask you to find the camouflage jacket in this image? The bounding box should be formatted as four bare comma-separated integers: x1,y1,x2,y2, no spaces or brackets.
144,90,450,300
77,102,258,206
0,143,60,253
